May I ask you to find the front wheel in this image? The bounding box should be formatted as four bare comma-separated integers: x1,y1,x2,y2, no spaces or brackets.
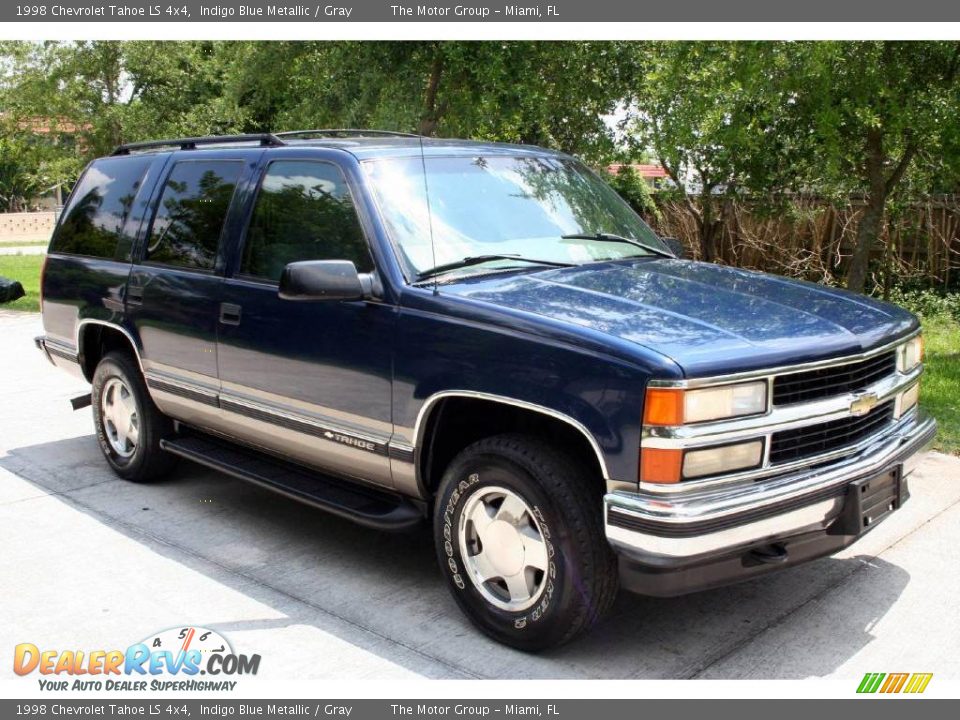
433,434,618,650
91,351,178,482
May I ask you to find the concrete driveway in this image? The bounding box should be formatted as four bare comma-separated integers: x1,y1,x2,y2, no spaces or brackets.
1,310,958,681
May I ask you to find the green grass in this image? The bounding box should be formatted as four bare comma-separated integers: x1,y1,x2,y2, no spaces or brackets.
0,240,49,247
919,317,960,455
0,253,43,312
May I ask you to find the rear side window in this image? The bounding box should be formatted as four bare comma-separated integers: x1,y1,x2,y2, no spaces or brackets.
145,160,242,271
239,160,373,282
52,156,153,258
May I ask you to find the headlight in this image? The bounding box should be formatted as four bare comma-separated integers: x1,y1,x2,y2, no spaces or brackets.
682,440,764,479
644,381,768,426
898,335,923,373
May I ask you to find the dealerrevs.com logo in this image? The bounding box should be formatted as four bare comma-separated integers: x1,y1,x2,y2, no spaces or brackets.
14,626,261,692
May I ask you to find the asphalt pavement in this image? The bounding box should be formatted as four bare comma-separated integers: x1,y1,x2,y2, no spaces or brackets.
1,310,958,681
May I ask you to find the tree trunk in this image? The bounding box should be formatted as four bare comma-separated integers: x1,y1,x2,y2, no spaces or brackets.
419,51,443,137
846,128,888,294
847,192,887,294
698,194,718,262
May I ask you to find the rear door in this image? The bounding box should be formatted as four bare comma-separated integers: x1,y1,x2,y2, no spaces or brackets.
127,150,259,427
214,154,396,489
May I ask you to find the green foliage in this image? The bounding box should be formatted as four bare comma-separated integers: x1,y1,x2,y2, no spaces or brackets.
220,41,639,160
887,288,960,323
606,165,660,219
0,121,81,212
626,42,801,260
0,40,641,194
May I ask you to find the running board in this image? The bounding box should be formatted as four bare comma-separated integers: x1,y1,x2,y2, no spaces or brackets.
160,434,423,531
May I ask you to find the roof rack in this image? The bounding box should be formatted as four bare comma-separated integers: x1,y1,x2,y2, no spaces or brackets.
111,133,286,156
275,129,422,139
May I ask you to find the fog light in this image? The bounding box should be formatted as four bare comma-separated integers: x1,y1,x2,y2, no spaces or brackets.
682,440,764,479
897,383,920,418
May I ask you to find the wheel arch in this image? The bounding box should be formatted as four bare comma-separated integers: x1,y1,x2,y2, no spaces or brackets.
77,320,144,382
414,391,610,496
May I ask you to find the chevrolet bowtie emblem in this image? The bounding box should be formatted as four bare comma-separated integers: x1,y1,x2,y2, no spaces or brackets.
850,392,879,417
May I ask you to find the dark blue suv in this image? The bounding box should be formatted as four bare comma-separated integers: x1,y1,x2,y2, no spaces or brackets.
36,130,936,649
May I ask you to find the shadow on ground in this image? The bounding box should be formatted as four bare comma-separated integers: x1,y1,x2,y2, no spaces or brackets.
1,434,910,680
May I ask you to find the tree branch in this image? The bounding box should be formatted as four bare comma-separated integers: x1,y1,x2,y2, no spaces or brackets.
650,117,702,224
885,139,918,196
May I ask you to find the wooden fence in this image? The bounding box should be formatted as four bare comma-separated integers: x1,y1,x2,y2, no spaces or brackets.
644,195,960,294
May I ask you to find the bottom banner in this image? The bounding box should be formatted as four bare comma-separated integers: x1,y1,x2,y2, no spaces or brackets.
1,699,955,719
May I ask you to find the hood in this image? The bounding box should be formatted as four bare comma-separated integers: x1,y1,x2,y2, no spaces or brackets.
442,259,918,377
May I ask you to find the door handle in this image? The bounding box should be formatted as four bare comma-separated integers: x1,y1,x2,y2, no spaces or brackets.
219,303,242,326
127,284,144,306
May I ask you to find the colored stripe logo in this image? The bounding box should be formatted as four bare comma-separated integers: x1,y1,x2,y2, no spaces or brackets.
857,672,933,694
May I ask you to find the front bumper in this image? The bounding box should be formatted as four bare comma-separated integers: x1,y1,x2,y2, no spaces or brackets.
604,409,937,596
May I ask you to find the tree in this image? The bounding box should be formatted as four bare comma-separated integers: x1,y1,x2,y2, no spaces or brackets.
222,41,640,162
783,41,960,292
626,42,801,262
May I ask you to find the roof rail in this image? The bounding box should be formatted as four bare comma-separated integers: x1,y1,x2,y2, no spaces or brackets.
275,129,422,139
111,133,286,156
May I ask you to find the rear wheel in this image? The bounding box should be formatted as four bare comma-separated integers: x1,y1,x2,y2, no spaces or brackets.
434,434,618,650
91,351,177,482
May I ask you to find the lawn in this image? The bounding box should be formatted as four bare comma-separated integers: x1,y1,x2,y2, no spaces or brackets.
919,317,960,455
1,251,957,452
0,253,43,312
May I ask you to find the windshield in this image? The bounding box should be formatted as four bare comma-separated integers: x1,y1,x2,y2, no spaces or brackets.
362,154,668,279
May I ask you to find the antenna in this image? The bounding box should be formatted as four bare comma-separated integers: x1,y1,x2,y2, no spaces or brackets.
418,133,440,296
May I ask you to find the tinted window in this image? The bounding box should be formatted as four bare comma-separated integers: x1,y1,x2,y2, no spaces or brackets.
240,161,372,282
146,160,242,271
52,156,153,258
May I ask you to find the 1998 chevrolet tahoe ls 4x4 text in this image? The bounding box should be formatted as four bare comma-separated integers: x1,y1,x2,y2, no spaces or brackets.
36,130,936,650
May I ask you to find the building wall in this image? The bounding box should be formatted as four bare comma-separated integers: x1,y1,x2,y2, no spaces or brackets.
0,212,56,243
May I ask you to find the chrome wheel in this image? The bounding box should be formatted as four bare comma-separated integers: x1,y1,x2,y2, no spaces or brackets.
101,377,139,458
459,485,550,612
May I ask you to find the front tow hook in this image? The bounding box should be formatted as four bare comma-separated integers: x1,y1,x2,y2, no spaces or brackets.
747,543,789,566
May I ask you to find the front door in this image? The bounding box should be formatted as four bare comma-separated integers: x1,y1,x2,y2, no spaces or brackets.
215,158,395,488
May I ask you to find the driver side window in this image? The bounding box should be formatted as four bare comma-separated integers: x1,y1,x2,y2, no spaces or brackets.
240,160,373,282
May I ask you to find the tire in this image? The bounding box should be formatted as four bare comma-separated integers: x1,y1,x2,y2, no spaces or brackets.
91,351,178,482
433,433,618,651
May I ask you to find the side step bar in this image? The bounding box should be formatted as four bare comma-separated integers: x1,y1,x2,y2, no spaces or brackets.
160,434,423,532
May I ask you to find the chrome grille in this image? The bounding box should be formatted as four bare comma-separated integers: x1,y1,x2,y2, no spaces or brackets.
769,400,895,465
772,350,897,406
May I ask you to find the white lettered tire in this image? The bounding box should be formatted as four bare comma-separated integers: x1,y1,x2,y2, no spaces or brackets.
433,434,618,650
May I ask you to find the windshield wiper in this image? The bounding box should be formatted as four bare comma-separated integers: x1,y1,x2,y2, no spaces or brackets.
561,232,675,259
415,254,575,282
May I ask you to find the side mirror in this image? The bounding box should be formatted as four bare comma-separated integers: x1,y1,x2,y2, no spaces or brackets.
278,260,374,301
661,237,685,259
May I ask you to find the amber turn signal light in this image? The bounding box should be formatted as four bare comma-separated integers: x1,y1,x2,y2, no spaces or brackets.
643,388,684,426
639,448,683,484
